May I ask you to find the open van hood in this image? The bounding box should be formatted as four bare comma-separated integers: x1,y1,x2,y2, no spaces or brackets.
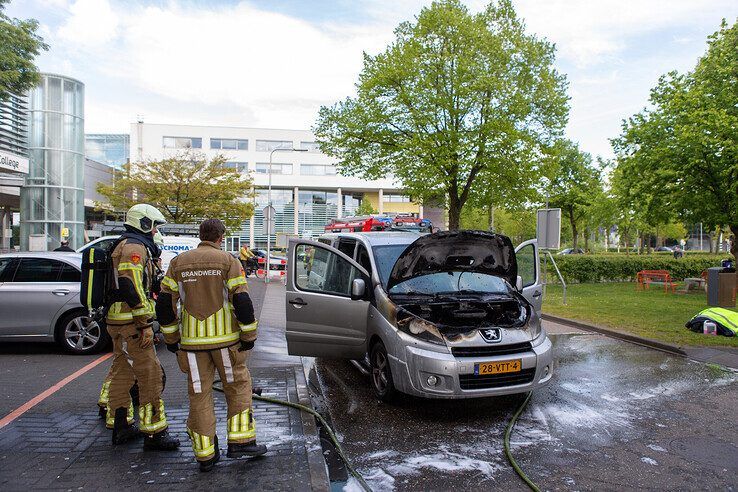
386,230,518,291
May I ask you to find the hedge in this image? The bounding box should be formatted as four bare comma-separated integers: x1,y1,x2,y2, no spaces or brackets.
544,254,728,283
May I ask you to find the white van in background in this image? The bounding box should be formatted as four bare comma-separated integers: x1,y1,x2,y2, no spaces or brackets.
78,235,201,272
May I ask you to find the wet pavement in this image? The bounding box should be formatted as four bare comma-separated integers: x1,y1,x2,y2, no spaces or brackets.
312,332,738,491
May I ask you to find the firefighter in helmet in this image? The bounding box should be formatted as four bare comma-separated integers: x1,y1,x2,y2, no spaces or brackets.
105,204,179,450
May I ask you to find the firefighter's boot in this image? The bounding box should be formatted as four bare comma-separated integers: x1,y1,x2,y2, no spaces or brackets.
227,441,267,459
143,429,180,451
111,407,139,445
199,436,221,473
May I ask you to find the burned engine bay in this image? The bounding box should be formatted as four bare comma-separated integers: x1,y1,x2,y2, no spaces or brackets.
393,293,530,340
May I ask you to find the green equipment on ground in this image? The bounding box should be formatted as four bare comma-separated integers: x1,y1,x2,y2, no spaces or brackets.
686,307,738,337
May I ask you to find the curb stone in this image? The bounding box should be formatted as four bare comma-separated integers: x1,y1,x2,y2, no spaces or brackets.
542,313,738,370
294,365,330,491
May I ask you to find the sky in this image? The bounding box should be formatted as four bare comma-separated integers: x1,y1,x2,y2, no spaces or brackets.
7,0,738,159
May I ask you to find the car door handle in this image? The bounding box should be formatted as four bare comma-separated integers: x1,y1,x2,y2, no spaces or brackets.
532,290,542,298
52,289,70,296
289,298,308,307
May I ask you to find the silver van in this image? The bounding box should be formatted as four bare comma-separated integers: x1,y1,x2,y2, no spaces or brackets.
285,230,553,401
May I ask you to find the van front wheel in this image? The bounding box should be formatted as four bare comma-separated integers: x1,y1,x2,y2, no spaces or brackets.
370,340,397,403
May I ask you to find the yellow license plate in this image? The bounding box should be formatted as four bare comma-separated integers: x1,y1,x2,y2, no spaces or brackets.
475,359,522,375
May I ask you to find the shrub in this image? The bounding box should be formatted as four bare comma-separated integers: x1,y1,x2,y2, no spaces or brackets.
544,254,728,283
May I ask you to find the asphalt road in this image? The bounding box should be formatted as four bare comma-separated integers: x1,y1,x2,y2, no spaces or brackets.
313,331,738,491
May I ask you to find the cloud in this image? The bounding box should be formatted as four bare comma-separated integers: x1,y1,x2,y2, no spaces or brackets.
57,0,119,46
28,0,738,157
515,0,737,66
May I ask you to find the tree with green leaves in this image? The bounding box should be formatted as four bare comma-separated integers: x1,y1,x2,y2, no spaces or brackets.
355,199,378,216
0,0,48,98
315,0,568,229
546,140,602,251
613,19,738,259
97,152,254,231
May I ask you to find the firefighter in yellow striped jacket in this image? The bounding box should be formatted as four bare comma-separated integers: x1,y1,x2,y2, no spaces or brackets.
156,218,267,472
105,204,179,451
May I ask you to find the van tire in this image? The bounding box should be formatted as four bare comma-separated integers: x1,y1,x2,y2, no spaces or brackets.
370,340,397,403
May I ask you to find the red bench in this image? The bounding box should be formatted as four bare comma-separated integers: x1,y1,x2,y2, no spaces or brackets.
636,270,676,293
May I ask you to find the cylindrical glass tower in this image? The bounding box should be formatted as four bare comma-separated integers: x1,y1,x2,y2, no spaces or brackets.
21,73,85,250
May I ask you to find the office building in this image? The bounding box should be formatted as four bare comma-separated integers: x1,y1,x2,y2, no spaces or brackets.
85,133,129,168
131,122,428,248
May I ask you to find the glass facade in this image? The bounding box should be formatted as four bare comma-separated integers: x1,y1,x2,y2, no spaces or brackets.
211,138,248,150
85,133,129,168
163,136,201,149
0,93,28,157
21,74,85,250
255,162,292,174
255,139,292,152
300,164,336,176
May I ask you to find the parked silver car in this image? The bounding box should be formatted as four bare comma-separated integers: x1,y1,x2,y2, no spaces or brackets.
285,230,553,401
0,252,109,354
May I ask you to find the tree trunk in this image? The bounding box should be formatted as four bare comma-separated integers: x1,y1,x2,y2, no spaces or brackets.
488,205,494,232
568,208,578,250
730,225,738,263
448,195,461,231
708,231,715,254
584,226,590,252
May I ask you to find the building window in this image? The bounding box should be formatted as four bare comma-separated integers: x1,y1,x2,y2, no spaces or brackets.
385,194,411,202
300,164,336,176
300,141,320,152
211,138,248,150
163,136,202,149
255,163,293,174
256,140,293,152
223,161,248,172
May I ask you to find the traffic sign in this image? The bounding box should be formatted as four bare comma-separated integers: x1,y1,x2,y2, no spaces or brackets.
537,208,561,250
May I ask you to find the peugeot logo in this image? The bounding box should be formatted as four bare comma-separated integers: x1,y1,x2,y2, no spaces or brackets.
480,328,501,343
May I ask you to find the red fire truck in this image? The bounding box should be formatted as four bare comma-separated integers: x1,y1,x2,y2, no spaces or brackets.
324,215,432,233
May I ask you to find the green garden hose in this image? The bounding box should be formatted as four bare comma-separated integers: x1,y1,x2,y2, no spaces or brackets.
215,382,539,492
213,382,372,492
504,392,541,492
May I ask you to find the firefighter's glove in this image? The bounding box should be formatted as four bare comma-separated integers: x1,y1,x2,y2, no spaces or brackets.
238,340,255,352
140,326,154,349
166,343,179,354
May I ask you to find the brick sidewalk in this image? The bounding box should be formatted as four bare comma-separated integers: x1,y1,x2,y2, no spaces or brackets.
0,280,328,491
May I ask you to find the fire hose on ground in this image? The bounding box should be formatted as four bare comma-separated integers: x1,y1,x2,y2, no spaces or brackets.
213,382,540,492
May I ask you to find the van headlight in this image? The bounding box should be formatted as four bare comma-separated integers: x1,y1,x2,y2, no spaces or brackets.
395,312,445,345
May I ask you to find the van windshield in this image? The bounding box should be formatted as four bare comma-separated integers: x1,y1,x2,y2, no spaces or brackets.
373,244,511,295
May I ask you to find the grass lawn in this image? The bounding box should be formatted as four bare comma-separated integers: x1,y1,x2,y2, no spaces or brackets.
542,282,738,348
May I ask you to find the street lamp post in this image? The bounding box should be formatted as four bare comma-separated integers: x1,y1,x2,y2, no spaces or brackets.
266,146,307,283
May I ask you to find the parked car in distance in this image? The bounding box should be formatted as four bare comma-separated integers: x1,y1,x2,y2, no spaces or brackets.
0,252,109,354
78,235,200,272
285,230,552,402
557,248,584,255
655,246,674,252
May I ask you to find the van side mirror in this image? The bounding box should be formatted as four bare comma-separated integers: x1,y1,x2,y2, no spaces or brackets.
351,278,366,300
516,275,523,291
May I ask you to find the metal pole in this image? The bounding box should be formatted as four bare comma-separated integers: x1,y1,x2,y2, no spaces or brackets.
700,222,703,251
547,251,567,305
266,146,308,284
266,148,275,284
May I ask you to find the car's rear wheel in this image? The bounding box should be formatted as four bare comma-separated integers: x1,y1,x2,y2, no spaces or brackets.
57,311,110,354
370,340,397,403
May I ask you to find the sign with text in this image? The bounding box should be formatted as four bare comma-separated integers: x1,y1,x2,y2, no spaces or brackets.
0,149,29,174
536,208,561,250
